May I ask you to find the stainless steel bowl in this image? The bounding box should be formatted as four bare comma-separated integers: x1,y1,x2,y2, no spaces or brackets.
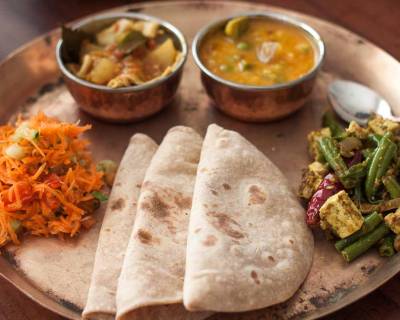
56,12,188,123
192,12,325,122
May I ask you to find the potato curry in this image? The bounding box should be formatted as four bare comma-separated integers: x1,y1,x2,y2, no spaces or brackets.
66,18,182,88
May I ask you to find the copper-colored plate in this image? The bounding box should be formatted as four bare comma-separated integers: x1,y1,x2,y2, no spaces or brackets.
1,1,400,320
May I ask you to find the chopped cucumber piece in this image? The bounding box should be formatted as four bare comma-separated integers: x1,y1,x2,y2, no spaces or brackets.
5,144,25,160
11,122,39,142
92,191,109,202
97,160,117,186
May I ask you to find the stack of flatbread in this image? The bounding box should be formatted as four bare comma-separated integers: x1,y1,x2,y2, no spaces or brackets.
82,124,314,320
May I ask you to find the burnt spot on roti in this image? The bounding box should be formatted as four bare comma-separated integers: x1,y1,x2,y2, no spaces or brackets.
167,224,177,234
211,190,218,196
137,228,156,245
141,193,171,218
222,183,231,190
111,198,125,211
139,183,193,234
289,239,294,245
268,256,275,262
251,270,261,285
202,235,217,246
174,195,192,209
194,228,201,234
248,185,266,205
206,211,245,239
136,183,142,188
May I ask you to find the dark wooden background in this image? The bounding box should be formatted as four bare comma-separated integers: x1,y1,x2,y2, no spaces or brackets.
0,0,400,319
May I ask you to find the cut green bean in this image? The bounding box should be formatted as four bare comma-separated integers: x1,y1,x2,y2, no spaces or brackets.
360,197,400,214
367,134,382,146
319,136,369,188
365,132,397,202
322,111,344,137
318,137,348,181
376,143,397,179
353,184,363,205
341,222,390,262
341,161,368,188
383,175,400,199
335,212,383,251
378,234,395,257
362,148,375,159
338,148,375,189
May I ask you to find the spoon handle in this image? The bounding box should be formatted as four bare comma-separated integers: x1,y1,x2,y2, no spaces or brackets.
387,115,400,123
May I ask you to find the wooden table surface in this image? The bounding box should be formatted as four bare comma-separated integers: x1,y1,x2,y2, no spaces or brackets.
0,0,399,319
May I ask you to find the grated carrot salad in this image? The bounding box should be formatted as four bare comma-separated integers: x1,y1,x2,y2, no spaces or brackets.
0,113,104,247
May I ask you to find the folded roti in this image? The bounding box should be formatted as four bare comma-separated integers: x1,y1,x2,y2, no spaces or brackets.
184,124,314,312
116,126,207,320
83,134,158,319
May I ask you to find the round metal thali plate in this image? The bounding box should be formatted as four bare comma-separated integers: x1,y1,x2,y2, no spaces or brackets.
1,1,400,319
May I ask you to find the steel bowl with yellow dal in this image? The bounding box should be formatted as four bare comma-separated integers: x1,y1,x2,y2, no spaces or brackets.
193,13,325,122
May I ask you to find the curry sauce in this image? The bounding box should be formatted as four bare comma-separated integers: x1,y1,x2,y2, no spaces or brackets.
199,17,315,86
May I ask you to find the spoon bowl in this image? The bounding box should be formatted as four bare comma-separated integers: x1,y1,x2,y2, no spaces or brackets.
328,80,399,125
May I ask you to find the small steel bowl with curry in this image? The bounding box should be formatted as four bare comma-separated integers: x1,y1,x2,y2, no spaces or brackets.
192,12,325,122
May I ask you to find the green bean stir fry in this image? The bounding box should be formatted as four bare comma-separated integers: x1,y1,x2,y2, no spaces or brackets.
299,111,400,262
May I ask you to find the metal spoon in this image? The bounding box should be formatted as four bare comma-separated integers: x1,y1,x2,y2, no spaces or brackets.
328,80,399,125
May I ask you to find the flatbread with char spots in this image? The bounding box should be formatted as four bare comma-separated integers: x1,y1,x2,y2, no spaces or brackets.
116,126,208,320
83,134,157,319
184,124,314,312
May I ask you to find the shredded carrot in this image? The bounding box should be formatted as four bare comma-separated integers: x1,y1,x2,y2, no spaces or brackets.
0,113,104,247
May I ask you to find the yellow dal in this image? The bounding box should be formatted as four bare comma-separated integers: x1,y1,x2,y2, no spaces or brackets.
200,18,316,86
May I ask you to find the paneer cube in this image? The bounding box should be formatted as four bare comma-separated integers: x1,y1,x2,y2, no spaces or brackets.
298,161,329,199
368,115,399,136
385,208,400,234
346,121,369,140
319,190,363,238
307,127,331,161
